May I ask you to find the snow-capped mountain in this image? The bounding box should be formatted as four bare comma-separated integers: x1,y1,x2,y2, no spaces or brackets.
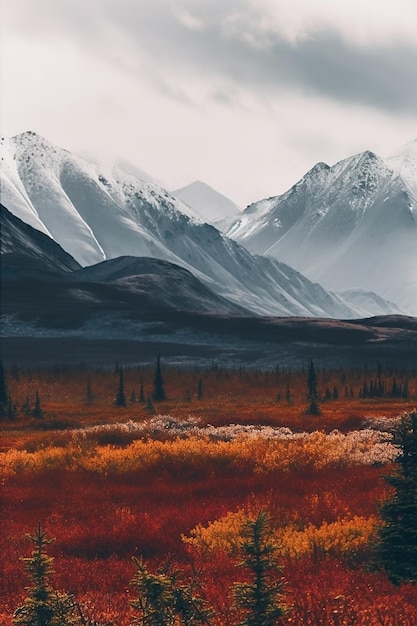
172,180,241,226
0,131,402,319
227,144,417,314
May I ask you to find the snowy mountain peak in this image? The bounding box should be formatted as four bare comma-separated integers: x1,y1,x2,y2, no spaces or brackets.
172,179,241,225
0,132,206,266
227,143,417,314
386,140,417,203
389,138,417,160
308,161,330,174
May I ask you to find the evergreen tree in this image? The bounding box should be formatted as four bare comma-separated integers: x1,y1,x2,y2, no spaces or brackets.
86,379,93,405
233,511,288,626
115,368,127,407
33,391,43,419
373,411,417,584
139,378,146,403
307,359,318,400
22,396,31,416
13,523,77,626
146,393,154,413
130,556,174,625
130,557,212,625
130,389,137,403
153,354,166,401
306,359,321,414
7,394,17,420
197,378,203,400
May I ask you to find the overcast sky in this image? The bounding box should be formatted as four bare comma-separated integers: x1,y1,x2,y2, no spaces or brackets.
1,0,417,207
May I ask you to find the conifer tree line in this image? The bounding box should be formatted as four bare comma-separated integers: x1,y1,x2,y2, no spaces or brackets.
1,359,416,422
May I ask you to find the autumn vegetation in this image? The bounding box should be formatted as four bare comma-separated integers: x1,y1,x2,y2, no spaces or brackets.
1,360,417,624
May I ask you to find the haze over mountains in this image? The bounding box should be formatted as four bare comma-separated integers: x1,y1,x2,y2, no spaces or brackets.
0,131,388,320
227,141,417,314
172,180,241,227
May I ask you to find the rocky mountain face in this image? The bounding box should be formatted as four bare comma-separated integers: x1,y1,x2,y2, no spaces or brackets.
227,143,417,314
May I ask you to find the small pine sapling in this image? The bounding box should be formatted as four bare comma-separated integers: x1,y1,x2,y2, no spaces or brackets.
130,557,213,626
232,511,289,626
13,523,77,626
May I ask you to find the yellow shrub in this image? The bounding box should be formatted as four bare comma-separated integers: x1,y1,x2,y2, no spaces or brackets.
183,510,378,560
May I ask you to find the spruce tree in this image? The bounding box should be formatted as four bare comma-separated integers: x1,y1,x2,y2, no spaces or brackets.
373,411,417,584
285,384,291,404
33,391,43,419
139,378,146,403
153,354,166,401
130,557,213,626
232,511,288,626
86,379,93,405
13,523,77,626
7,394,17,420
22,396,31,416
306,359,320,415
307,359,318,400
130,557,174,625
115,368,127,407
197,378,203,400
146,393,154,413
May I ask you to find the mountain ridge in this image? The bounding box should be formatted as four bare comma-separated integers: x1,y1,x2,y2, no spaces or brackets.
227,144,417,314
0,132,382,319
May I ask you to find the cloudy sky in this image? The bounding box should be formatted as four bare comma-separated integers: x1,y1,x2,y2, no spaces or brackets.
1,0,417,207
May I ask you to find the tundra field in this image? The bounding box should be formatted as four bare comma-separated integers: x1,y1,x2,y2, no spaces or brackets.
1,362,417,625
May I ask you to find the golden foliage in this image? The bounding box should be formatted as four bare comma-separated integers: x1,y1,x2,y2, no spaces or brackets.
0,425,396,478
183,509,378,560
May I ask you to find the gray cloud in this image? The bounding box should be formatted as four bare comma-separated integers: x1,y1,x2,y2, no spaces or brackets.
6,0,417,114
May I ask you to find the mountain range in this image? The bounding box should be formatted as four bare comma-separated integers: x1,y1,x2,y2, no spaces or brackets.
2,203,417,370
1,131,417,367
0,131,387,319
226,141,417,314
